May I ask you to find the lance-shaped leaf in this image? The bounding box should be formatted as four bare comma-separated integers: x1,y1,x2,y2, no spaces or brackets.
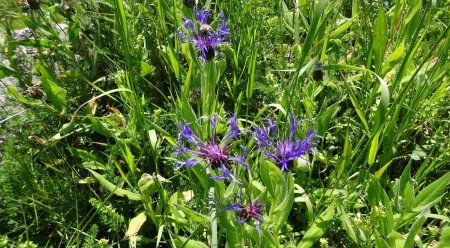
125,212,147,239
88,169,141,201
297,204,335,248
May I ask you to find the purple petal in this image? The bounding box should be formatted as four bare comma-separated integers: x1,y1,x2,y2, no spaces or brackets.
254,214,264,223
289,113,297,141
254,127,275,148
178,121,195,139
253,115,318,172
181,16,195,32
226,203,243,211
267,118,279,139
229,147,252,173
194,6,211,25
210,164,239,182
210,114,218,143
222,115,239,145
178,157,203,169
280,162,289,172
238,216,249,224
215,12,230,41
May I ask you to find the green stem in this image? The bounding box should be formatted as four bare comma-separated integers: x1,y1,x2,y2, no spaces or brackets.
209,187,218,247
273,227,280,247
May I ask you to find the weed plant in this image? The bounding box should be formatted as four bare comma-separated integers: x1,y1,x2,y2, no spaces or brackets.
0,0,449,247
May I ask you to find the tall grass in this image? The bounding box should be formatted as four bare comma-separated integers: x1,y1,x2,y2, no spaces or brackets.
0,0,449,247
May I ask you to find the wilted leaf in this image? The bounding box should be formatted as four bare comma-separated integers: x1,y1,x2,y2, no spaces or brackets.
125,212,147,238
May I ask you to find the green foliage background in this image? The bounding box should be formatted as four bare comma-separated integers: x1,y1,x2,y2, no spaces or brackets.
0,0,449,247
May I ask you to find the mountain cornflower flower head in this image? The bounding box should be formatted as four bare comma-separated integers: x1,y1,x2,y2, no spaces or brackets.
177,6,230,61
182,0,196,8
313,61,324,81
227,199,264,230
254,113,317,172
175,115,251,182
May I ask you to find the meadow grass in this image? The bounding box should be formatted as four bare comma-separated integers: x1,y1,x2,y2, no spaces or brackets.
0,0,449,247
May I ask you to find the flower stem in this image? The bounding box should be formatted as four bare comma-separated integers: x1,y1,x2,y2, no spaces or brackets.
209,187,218,248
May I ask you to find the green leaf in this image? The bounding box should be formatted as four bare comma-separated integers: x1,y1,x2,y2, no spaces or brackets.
343,80,370,134
148,120,176,146
294,184,314,222
188,162,210,191
167,44,182,79
68,22,81,43
21,15,38,29
272,172,294,229
224,230,240,247
404,210,429,248
87,169,140,201
260,160,282,197
113,0,130,58
156,225,165,247
367,180,394,237
177,90,198,133
413,172,450,211
89,117,114,137
7,86,45,107
399,162,412,198
81,161,107,170
70,148,102,162
374,160,392,180
140,61,156,76
330,18,353,38
38,63,67,112
175,237,209,248
382,42,405,76
404,0,422,25
338,206,360,245
372,74,390,132
315,102,339,136
297,204,335,248
254,103,287,121
300,0,327,66
337,130,352,180
12,39,56,48
403,181,415,210
245,225,277,247
375,232,390,248
437,228,450,248
246,28,257,99
260,161,294,229
368,129,381,166
0,63,18,78
119,143,136,174
373,5,387,74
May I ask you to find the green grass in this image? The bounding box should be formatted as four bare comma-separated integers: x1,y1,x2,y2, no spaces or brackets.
0,0,449,247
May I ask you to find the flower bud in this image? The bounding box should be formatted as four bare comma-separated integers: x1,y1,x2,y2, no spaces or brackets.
138,173,168,195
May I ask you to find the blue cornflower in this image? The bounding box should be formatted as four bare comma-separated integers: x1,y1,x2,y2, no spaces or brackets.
254,113,317,172
176,115,251,182
227,199,264,229
177,6,230,61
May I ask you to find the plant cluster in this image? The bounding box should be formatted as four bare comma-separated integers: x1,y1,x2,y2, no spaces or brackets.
0,0,449,247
